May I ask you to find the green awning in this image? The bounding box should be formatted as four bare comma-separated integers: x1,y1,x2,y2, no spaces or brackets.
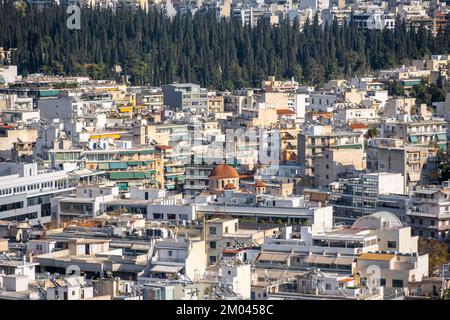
110,172,134,180
139,149,155,155
409,135,418,143
436,134,446,141
117,182,129,191
336,144,362,149
128,161,141,166
39,90,60,97
98,163,109,170
133,172,146,179
109,162,128,170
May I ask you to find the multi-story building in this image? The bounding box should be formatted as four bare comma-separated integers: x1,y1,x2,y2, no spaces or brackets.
184,164,215,199
205,217,278,265
83,147,164,191
162,83,208,114
298,125,365,188
259,211,422,277
381,116,447,150
352,10,395,30
407,182,450,241
314,147,366,187
0,163,74,225
207,92,224,113
367,138,440,193
329,172,406,224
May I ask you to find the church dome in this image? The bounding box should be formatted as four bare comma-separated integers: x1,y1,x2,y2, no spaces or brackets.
224,183,237,190
253,180,267,188
209,164,239,179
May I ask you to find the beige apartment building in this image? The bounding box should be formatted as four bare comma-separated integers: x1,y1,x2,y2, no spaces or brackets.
315,148,366,187
367,138,440,193
207,92,224,113
298,125,365,188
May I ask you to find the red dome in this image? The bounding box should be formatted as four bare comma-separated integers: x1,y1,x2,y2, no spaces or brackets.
209,164,239,179
224,183,237,190
253,180,266,187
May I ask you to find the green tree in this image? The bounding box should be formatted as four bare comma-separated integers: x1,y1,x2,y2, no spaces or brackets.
418,238,449,276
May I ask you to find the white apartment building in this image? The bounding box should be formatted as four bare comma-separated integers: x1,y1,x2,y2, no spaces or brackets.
260,211,423,277
408,182,450,241
0,163,74,225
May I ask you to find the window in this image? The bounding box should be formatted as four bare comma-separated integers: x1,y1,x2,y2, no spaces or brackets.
153,213,164,219
387,241,397,248
325,284,331,290
209,256,217,263
209,241,217,249
209,227,217,235
168,250,173,257
392,279,404,288
380,279,386,286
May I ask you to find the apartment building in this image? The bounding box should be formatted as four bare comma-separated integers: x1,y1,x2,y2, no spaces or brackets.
329,172,406,224
407,182,450,241
184,164,215,199
207,92,224,113
367,138,440,193
354,251,428,293
260,211,421,277
314,147,366,187
298,125,365,188
148,238,207,281
381,116,447,150
162,83,208,114
83,147,164,191
0,163,74,225
205,217,278,265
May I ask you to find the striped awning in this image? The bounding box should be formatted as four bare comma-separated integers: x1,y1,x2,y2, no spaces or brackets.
257,252,290,263
303,255,317,264
333,256,355,266
314,256,335,265
151,265,183,273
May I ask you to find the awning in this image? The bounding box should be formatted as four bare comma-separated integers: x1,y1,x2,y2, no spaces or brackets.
303,255,317,264
151,265,183,273
409,135,418,143
130,244,151,251
257,252,290,263
314,256,335,265
98,163,109,170
128,161,142,166
436,134,446,141
333,256,355,266
109,162,128,170
408,172,421,182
